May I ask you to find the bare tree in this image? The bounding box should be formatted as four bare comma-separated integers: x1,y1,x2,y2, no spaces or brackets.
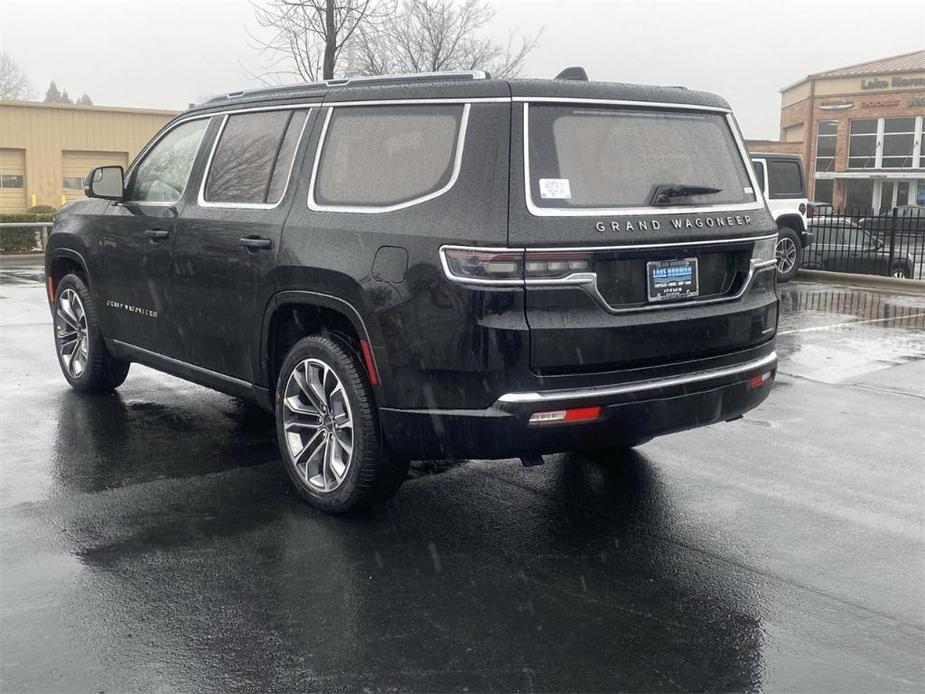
0,53,35,101
350,0,539,78
247,0,390,82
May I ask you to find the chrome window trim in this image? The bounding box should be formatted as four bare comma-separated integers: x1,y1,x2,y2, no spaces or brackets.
321,97,507,107
308,102,471,214
495,351,778,405
197,108,312,210
522,103,765,218
439,233,777,313
512,96,732,113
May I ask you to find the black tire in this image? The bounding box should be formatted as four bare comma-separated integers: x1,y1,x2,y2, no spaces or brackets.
53,273,130,391
775,228,802,283
274,334,409,513
890,264,910,279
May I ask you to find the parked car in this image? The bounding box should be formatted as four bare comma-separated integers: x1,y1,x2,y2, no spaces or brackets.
751,153,812,282
858,205,925,236
805,218,914,278
807,201,834,219
45,70,779,513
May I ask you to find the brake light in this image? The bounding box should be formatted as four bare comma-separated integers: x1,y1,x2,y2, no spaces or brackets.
441,246,593,285
441,248,523,284
529,405,602,425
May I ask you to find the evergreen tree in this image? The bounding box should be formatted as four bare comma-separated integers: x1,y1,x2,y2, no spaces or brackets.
44,80,62,102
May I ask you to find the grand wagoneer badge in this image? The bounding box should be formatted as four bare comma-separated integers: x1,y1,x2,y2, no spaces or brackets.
595,215,753,233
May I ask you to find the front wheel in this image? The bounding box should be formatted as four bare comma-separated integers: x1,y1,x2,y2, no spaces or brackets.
775,228,802,282
890,264,910,279
275,335,408,513
53,273,130,391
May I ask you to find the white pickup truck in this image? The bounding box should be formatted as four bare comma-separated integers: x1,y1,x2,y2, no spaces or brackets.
751,153,813,282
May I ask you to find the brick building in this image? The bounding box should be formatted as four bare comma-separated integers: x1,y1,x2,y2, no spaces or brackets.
747,50,925,212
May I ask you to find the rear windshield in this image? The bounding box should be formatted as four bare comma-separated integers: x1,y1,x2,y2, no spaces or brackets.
527,105,756,210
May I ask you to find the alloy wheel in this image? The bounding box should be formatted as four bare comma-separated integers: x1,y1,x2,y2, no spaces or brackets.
891,268,908,279
776,237,797,274
55,288,89,378
282,358,354,492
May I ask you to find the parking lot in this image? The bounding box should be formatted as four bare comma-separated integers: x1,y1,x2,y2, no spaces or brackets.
1,256,923,692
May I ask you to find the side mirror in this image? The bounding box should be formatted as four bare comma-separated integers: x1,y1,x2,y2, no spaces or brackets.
84,166,124,200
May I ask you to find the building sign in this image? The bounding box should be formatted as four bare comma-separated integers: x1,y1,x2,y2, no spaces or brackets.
909,96,925,107
819,100,854,110
861,75,925,90
860,98,900,108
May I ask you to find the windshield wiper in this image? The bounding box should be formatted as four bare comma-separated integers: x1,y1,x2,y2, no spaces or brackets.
650,184,723,206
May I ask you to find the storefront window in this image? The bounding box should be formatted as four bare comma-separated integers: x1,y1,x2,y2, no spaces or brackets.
844,179,874,214
815,121,837,173
848,119,877,169
813,178,833,204
881,118,916,168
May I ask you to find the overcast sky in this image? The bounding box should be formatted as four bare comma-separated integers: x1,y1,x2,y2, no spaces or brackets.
1,0,922,139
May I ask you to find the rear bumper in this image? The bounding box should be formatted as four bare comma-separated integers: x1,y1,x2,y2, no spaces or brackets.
380,351,777,459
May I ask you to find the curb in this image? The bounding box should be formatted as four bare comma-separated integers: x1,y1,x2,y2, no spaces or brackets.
797,269,925,293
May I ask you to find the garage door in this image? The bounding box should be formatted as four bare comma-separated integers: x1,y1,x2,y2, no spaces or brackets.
62,150,128,204
0,149,26,213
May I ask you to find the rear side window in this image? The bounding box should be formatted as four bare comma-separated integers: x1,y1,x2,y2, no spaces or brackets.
527,105,756,210
204,110,309,206
751,160,766,192
312,104,465,210
767,160,804,198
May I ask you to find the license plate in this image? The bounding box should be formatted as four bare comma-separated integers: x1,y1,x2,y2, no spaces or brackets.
647,258,699,302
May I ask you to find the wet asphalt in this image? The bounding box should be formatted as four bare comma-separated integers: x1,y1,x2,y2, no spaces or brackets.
1,256,923,693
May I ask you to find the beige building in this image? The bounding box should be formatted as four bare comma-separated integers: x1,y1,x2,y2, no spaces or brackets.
0,101,176,213
747,50,925,211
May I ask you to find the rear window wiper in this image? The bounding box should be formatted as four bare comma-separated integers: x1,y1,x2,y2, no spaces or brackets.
650,184,722,206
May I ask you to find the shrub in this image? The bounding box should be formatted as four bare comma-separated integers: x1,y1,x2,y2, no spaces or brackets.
28,204,57,214
0,212,55,254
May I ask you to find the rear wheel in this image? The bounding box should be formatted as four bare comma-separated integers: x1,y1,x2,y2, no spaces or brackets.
53,273,130,391
275,335,408,513
890,264,910,279
775,228,802,282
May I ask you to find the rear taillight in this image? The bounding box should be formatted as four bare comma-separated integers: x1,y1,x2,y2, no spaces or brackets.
441,246,592,285
440,248,523,284
751,236,777,264
523,251,591,280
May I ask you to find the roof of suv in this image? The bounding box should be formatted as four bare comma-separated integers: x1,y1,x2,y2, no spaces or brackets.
182,72,733,120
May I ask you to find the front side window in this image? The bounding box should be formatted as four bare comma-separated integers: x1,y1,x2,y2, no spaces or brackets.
767,160,804,197
313,104,464,209
204,110,309,205
128,119,209,203
527,105,756,210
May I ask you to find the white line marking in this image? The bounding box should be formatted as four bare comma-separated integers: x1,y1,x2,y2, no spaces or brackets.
778,311,925,335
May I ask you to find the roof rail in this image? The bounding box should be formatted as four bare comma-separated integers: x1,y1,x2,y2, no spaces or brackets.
205,70,490,105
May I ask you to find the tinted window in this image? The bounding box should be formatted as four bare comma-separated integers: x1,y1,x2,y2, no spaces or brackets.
751,160,765,191
528,105,755,209
767,160,803,197
314,105,463,208
129,119,208,203
204,110,308,205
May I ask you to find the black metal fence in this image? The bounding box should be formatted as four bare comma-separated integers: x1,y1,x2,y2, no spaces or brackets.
804,207,925,280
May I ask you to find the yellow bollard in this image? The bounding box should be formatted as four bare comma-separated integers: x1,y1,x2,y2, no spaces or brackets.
61,194,66,206
31,193,36,207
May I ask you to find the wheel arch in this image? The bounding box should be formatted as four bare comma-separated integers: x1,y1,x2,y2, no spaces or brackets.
46,248,92,302
260,291,384,398
776,214,806,235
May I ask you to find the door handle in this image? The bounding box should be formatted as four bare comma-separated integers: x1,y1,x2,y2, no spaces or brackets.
239,237,272,251
145,229,170,240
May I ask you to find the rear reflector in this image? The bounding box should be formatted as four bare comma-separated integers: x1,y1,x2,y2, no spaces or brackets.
529,405,602,425
359,339,378,385
46,276,55,303
748,372,771,388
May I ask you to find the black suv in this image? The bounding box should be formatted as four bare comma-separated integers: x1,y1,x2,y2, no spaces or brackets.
45,71,779,512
